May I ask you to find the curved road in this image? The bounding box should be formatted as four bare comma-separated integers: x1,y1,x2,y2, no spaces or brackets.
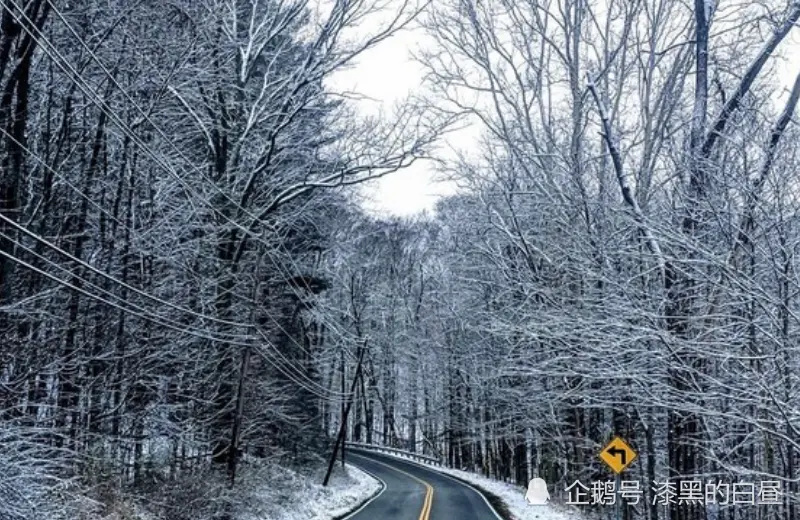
344,449,504,520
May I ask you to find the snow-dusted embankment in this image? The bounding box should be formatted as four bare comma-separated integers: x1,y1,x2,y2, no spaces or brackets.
243,463,381,520
96,460,382,520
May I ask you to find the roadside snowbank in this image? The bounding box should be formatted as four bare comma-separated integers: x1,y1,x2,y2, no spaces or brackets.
240,462,381,520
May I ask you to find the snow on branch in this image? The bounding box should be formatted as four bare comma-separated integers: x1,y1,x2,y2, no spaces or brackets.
587,76,667,285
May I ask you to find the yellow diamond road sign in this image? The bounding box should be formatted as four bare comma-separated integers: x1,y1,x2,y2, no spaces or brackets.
599,437,637,474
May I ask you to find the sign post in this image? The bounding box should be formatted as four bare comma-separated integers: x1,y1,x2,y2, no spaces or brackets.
599,436,638,520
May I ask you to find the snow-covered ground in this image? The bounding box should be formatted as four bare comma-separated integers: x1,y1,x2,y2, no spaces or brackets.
366,450,583,520
104,460,381,520
236,462,381,520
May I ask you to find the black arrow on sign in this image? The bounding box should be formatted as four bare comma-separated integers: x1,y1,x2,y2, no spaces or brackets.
606,446,627,465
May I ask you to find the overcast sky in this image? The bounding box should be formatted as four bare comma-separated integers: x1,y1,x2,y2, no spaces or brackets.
328,13,462,218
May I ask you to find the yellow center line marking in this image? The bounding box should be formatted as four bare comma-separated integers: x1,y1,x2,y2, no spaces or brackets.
353,455,434,520
419,481,433,520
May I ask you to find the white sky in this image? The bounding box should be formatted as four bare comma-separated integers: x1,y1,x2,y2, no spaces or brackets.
328,16,463,217
330,3,800,218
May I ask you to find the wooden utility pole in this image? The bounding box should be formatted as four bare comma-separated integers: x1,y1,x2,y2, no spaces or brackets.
341,348,346,467
228,345,251,486
323,342,365,486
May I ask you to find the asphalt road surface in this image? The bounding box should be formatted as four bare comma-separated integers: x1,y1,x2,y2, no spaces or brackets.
344,449,504,520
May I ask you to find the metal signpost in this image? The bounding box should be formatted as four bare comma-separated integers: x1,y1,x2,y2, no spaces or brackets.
599,436,638,520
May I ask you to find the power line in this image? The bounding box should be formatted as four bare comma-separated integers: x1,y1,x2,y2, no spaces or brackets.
0,235,352,401
0,239,249,345
0,212,257,330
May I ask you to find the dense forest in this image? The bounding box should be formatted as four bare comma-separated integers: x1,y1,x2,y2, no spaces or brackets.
1,1,799,520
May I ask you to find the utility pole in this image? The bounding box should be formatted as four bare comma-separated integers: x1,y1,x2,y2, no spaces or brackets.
227,345,251,487
323,342,365,486
340,348,346,468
